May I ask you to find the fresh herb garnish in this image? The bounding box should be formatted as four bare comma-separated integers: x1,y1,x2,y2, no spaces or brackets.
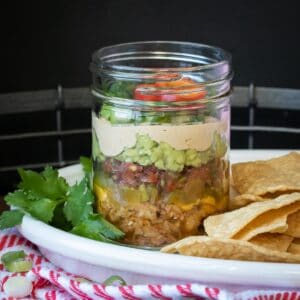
0,158,124,243
0,210,24,230
71,214,124,242
18,167,69,201
63,176,94,226
80,156,93,174
103,80,136,99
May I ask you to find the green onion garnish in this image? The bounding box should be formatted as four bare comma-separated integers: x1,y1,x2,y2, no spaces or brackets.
1,250,32,272
103,275,127,286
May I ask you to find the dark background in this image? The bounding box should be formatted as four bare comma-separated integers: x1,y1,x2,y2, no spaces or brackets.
1,0,300,92
0,0,300,195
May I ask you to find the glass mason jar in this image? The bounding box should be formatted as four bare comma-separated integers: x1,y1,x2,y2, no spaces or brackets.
90,41,232,247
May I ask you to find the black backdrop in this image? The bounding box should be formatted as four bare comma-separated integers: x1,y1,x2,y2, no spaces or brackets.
0,0,300,194
1,0,300,92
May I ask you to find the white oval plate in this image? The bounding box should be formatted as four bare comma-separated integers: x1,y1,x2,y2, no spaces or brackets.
19,150,300,288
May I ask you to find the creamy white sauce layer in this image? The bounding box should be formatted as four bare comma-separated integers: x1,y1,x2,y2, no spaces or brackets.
92,113,227,157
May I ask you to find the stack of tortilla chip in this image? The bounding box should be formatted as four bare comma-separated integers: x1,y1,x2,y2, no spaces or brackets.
161,152,300,263
230,152,300,209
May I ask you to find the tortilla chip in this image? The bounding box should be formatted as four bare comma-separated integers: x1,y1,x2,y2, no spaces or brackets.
249,233,293,252
292,238,300,244
229,185,239,198
234,201,300,240
287,239,300,255
229,194,265,210
204,192,300,240
231,152,300,196
285,211,300,238
161,236,300,263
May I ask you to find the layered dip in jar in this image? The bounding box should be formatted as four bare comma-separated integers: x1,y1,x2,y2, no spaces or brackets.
90,41,232,247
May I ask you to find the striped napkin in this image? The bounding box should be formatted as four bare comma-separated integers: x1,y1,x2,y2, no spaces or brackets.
0,229,299,300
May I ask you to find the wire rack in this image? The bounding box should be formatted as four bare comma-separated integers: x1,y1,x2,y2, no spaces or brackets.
0,84,299,191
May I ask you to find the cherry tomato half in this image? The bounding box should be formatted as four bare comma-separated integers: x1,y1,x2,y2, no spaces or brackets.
134,77,206,101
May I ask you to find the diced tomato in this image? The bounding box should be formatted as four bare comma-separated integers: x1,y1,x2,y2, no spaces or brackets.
134,77,206,101
177,90,206,101
134,84,161,101
141,167,159,184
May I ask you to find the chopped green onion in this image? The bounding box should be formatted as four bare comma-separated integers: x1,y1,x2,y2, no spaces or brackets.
3,276,33,298
5,260,33,272
1,251,32,272
103,275,127,286
1,250,26,265
74,277,90,283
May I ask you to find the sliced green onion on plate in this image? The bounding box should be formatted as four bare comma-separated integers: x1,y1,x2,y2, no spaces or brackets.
1,250,32,272
103,275,127,286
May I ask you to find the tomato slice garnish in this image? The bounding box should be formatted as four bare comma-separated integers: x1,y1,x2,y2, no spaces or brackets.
133,84,162,101
134,77,206,101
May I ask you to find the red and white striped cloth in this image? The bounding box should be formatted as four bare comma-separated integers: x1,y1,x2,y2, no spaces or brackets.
0,229,299,300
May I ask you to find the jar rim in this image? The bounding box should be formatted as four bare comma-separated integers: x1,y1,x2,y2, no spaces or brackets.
91,41,231,74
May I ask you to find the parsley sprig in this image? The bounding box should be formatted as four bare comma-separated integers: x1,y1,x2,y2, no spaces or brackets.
0,157,124,242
